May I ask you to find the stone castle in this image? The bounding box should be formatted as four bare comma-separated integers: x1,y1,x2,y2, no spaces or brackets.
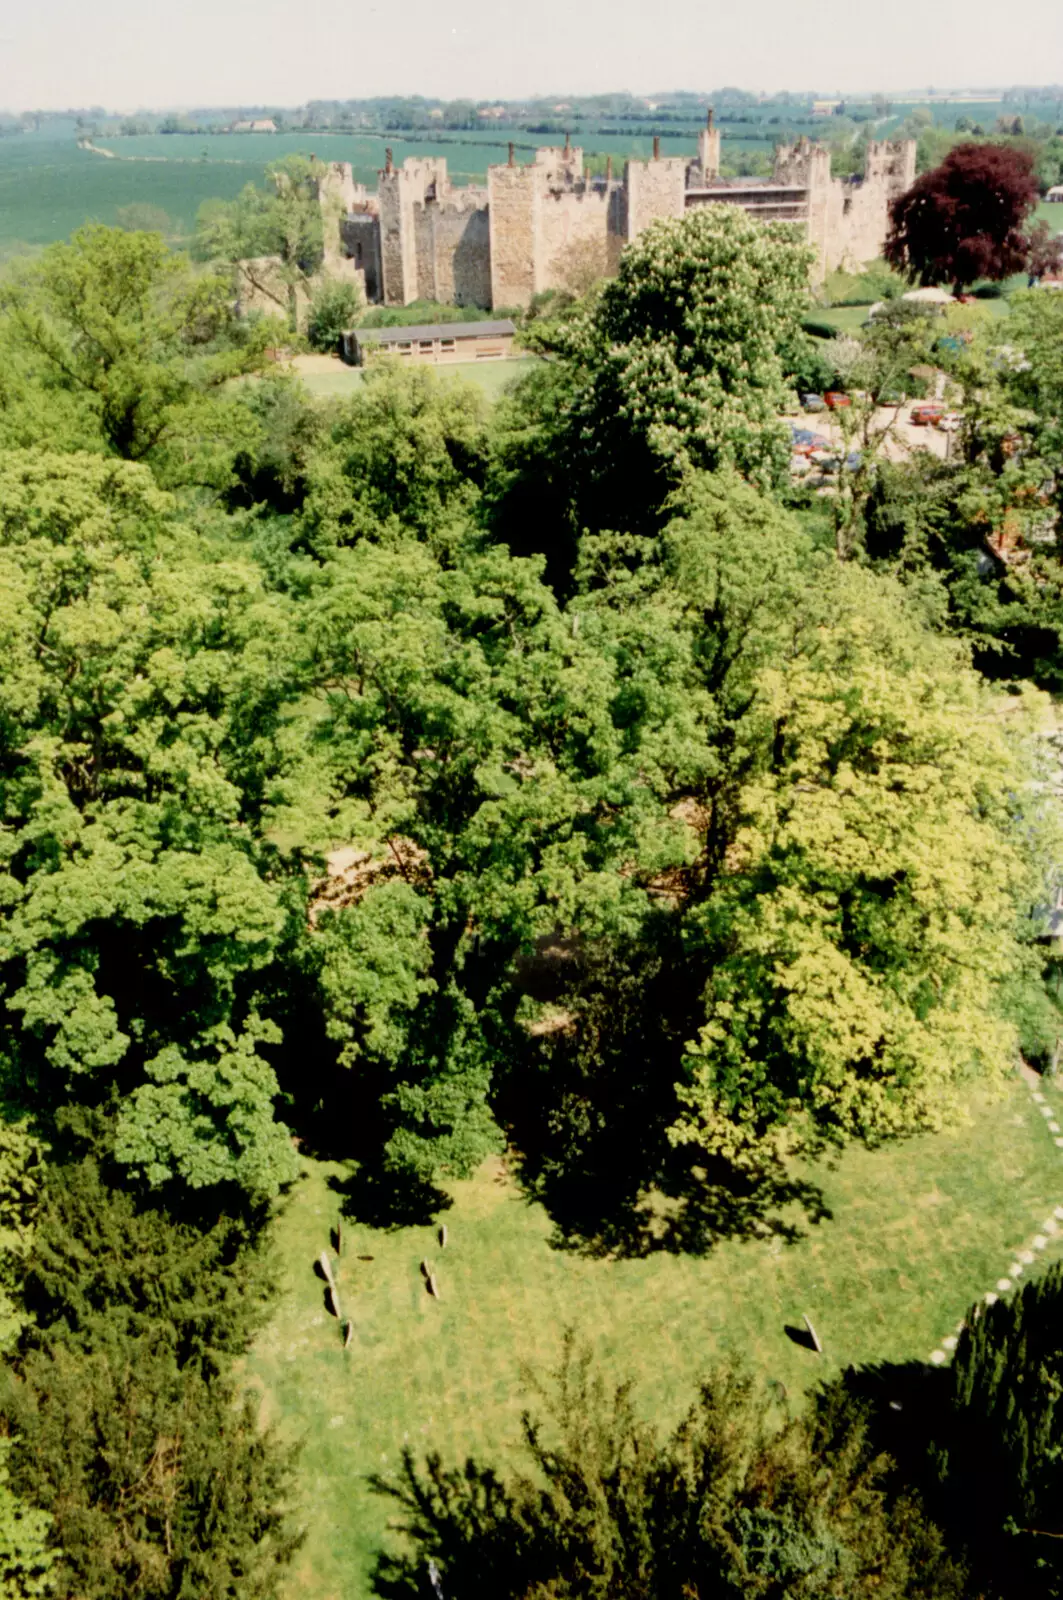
320,114,916,310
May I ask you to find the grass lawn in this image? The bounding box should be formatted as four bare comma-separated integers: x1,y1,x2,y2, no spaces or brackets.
246,1073,1063,1599
814,305,873,333
289,354,541,402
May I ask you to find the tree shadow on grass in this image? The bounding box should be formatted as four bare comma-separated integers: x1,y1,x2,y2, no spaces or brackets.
508,1133,831,1260
498,931,832,1258
326,1161,452,1232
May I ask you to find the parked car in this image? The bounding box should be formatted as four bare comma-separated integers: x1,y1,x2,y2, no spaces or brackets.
801,393,827,412
877,389,906,406
934,412,963,432
790,426,829,455
910,403,946,426
824,391,851,409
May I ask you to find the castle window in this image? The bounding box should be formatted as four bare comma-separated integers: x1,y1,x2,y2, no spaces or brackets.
843,196,852,215
397,341,412,353
440,339,456,351
420,341,434,352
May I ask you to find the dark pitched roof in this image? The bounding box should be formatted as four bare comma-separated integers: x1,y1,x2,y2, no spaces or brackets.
352,319,515,345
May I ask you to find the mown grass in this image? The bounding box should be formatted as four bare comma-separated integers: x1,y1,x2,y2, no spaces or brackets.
246,1073,1063,1600
292,355,541,402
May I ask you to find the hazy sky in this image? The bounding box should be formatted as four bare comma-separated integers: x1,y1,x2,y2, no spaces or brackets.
2,0,1061,111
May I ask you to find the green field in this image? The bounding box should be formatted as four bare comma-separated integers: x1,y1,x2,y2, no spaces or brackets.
247,1073,1063,1599
0,124,710,253
2,107,1056,258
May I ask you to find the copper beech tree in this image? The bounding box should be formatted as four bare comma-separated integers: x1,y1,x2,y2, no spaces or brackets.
885,142,1039,293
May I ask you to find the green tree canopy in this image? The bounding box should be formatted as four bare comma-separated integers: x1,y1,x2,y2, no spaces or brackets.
504,206,812,543
0,451,298,1195
195,156,327,331
0,225,273,485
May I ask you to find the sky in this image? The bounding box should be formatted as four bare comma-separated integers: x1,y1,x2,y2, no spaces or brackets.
1,0,1061,111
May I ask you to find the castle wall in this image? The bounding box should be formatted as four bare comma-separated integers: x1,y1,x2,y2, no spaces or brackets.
487,165,541,308
534,144,584,183
539,184,616,294
331,136,917,314
624,157,687,242
340,213,381,302
770,138,914,278
412,191,492,307
320,160,358,215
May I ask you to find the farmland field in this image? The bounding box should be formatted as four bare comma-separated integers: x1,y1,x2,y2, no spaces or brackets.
0,123,712,251
247,1073,1063,1599
4,98,1054,257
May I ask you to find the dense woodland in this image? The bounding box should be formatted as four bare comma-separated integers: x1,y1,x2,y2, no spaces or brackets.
1,178,1063,1595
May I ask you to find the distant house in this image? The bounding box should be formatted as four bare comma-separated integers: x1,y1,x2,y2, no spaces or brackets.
230,118,277,134
812,99,843,118
341,319,517,366
1047,185,1063,203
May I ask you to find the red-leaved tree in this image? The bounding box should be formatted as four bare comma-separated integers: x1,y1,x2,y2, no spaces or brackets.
1026,219,1063,283
885,142,1039,292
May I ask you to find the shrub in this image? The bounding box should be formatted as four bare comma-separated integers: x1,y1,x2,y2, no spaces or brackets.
306,278,362,351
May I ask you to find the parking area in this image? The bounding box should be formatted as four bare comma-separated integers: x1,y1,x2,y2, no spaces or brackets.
788,400,953,482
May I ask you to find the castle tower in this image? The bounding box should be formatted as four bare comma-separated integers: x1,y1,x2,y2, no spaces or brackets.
697,107,721,182
772,138,836,280
377,156,449,304
623,155,688,242
487,161,542,308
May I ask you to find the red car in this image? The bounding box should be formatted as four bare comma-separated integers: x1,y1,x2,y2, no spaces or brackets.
910,403,946,426
823,391,851,410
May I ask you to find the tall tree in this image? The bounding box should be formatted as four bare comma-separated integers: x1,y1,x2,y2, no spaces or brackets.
572,478,1049,1171
195,157,326,332
0,451,299,1196
0,225,271,485
499,206,812,545
941,1263,1063,1594
885,143,1039,292
838,1263,1063,1600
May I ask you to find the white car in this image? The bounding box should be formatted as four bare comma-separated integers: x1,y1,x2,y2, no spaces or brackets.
935,412,963,432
